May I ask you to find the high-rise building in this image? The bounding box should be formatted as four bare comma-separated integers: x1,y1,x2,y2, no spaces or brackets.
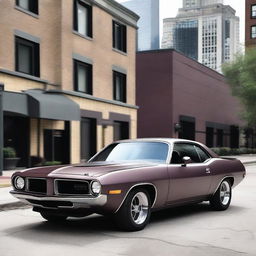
245,0,256,47
118,0,159,51
162,0,240,72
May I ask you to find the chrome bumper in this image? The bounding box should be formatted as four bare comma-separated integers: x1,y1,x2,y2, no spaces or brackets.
10,190,107,209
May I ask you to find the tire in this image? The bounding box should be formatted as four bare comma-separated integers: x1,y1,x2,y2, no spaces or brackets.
114,188,151,231
210,179,232,211
40,212,68,222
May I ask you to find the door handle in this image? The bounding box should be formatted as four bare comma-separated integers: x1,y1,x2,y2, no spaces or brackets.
206,168,211,174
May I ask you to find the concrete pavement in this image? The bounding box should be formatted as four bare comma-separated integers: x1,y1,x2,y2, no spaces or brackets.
0,154,256,211
0,164,256,256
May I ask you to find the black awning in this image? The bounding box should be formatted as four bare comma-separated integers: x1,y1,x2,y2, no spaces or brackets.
3,91,28,116
25,89,80,121
3,90,80,121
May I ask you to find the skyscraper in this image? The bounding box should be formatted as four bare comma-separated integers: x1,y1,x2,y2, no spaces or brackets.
118,0,159,51
162,0,240,72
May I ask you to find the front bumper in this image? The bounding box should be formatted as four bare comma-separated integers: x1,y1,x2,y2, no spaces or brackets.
10,190,107,210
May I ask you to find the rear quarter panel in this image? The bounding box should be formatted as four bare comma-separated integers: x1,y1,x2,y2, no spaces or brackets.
208,158,245,194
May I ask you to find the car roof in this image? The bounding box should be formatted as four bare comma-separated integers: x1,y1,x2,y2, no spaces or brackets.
115,138,201,145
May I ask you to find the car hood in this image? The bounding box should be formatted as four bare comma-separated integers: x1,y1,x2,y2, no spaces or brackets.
49,162,159,177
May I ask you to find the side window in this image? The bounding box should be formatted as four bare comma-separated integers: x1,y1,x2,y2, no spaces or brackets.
171,143,200,163
195,146,210,162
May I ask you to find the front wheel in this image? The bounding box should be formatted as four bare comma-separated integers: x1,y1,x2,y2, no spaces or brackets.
114,189,151,231
40,212,68,222
210,179,232,211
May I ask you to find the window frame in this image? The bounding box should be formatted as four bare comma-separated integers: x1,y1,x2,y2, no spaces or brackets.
16,0,38,15
113,71,127,103
73,0,93,38
170,142,211,165
194,145,211,163
251,4,256,18
73,59,93,95
112,20,127,53
15,36,40,77
251,25,256,39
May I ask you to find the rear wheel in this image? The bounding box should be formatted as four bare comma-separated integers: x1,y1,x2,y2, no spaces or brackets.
40,212,68,222
210,179,232,210
114,189,151,231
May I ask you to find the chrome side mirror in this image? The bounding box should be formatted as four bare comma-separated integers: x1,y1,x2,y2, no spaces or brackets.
182,156,192,167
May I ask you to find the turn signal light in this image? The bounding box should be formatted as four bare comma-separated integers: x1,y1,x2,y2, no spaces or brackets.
109,190,122,195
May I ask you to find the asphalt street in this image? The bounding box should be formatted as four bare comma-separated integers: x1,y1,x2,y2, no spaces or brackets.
0,164,255,256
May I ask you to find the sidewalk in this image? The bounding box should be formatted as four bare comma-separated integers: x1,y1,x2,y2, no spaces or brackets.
0,170,28,211
223,154,256,165
0,170,15,188
0,155,256,211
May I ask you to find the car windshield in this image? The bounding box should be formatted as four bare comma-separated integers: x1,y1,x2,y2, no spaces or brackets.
90,142,169,163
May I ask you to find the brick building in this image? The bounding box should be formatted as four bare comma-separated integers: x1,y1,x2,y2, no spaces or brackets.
0,0,139,167
137,49,244,148
245,0,256,46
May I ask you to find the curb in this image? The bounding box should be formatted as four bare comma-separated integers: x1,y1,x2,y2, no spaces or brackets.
242,161,256,165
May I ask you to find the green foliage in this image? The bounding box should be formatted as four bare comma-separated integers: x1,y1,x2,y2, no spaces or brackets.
211,147,256,156
44,161,62,166
222,47,256,127
3,147,17,158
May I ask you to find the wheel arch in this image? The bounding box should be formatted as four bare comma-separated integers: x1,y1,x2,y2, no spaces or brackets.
213,176,234,195
115,183,157,213
225,177,234,187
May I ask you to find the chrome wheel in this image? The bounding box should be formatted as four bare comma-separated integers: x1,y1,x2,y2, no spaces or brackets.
130,192,149,225
220,180,231,205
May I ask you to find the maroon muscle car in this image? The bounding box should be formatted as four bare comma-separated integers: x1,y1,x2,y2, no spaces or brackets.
10,138,245,231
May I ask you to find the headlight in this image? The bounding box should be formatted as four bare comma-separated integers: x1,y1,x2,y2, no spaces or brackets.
14,176,25,190
91,181,101,195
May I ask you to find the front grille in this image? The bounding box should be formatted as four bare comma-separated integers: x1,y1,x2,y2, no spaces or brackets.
27,199,73,208
27,178,47,194
55,180,90,195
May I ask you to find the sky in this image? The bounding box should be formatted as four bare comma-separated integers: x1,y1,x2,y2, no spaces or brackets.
118,0,245,44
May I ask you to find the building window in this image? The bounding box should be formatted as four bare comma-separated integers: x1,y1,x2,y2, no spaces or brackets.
81,118,97,161
206,127,214,148
216,129,223,147
73,0,92,37
178,119,195,140
113,21,127,53
15,36,40,77
114,121,129,141
74,60,92,94
251,26,256,38
113,71,126,103
16,0,38,14
251,5,256,18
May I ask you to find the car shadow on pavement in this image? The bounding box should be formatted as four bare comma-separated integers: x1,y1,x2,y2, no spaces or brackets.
150,202,246,223
4,203,245,245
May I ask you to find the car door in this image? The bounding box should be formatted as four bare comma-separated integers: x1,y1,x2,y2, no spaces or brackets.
167,142,212,204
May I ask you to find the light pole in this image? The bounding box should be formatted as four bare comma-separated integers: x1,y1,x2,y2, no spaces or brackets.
0,83,4,176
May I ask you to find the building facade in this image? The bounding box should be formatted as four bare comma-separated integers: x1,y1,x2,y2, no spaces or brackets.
245,0,256,46
162,0,240,72
137,49,244,148
118,0,159,51
0,0,139,168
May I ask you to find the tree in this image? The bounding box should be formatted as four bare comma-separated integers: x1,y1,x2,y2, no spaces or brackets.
222,47,256,127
